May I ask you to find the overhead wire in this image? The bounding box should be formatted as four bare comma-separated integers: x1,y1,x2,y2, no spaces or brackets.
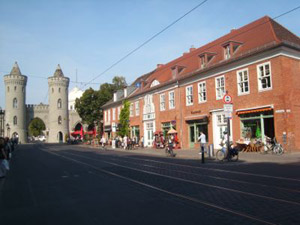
81,0,209,88
82,3,300,88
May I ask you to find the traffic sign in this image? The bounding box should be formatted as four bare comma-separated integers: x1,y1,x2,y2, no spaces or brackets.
223,94,233,104
223,104,233,113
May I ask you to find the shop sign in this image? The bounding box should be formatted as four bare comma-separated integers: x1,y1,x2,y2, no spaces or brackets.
191,110,201,114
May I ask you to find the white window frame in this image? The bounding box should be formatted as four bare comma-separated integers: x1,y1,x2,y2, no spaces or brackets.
135,101,139,116
215,76,225,100
118,107,121,120
130,103,134,117
108,110,111,122
257,62,272,91
186,85,193,106
198,81,207,103
169,91,175,109
112,108,116,121
224,45,231,59
104,111,107,122
237,68,250,95
160,94,166,111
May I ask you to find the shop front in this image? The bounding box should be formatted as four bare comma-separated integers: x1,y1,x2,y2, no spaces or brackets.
237,107,274,143
104,125,112,139
186,117,208,149
161,121,176,138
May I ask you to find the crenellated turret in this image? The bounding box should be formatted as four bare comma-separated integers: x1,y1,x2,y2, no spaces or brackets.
47,64,69,143
3,62,27,143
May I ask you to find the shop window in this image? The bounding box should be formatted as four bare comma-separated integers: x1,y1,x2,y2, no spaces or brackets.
169,91,175,109
13,98,18,108
237,68,250,95
215,76,225,100
257,62,272,91
198,81,207,103
186,85,193,106
135,101,140,116
160,94,165,111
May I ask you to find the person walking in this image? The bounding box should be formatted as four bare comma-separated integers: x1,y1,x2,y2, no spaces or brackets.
0,137,8,178
198,132,206,163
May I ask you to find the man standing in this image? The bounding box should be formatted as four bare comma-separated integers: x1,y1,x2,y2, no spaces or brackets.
198,131,206,163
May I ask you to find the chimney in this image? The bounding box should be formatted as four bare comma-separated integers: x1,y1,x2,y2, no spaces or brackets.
189,45,196,52
113,93,117,102
157,64,164,68
124,88,127,98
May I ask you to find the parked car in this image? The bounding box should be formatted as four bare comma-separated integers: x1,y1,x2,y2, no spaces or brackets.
38,135,46,142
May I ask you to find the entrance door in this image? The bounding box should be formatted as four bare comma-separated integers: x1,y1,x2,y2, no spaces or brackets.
189,125,195,148
58,132,63,143
144,121,155,147
212,112,232,149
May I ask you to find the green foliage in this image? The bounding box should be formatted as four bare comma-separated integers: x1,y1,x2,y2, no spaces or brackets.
75,76,127,127
118,100,130,137
28,118,46,137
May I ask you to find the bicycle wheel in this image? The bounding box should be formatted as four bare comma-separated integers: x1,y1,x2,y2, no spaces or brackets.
216,150,225,161
230,153,239,162
274,145,284,155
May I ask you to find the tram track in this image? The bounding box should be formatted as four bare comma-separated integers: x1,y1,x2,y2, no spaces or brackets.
56,150,300,207
40,147,278,225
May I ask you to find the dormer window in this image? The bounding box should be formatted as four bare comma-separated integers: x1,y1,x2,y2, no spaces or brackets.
222,41,242,60
150,80,160,88
224,44,231,59
171,65,185,79
198,52,216,69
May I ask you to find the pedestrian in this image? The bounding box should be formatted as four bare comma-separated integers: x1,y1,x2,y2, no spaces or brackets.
0,137,8,178
123,135,128,150
140,136,144,148
198,132,206,163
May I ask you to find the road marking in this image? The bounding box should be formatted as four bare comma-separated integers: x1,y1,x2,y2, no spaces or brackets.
40,148,277,225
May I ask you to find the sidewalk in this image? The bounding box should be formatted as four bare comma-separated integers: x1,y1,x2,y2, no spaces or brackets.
85,144,300,164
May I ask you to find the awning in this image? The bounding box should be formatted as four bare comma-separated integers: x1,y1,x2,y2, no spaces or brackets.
236,107,273,115
185,115,208,123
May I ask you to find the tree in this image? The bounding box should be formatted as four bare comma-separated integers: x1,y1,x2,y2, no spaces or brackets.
112,76,127,91
75,88,102,125
118,100,130,137
28,118,46,137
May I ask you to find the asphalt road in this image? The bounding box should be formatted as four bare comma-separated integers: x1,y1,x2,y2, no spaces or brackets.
0,143,299,225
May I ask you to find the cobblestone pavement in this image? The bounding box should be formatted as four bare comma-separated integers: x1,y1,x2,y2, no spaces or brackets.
0,143,299,225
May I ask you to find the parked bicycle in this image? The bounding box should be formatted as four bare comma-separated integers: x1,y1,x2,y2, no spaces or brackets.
259,137,284,155
216,142,239,162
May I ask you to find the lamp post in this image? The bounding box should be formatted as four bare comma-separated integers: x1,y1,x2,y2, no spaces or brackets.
6,123,10,138
0,107,4,137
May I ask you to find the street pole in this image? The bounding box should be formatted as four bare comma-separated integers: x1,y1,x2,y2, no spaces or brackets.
201,144,205,163
226,118,230,159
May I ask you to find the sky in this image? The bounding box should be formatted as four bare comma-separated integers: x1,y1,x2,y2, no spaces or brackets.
0,0,299,109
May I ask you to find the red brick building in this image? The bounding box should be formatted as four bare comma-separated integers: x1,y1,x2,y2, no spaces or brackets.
102,16,300,152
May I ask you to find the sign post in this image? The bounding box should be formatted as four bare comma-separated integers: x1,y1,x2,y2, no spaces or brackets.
223,93,233,158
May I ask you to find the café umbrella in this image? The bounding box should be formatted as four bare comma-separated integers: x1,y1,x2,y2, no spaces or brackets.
167,128,177,134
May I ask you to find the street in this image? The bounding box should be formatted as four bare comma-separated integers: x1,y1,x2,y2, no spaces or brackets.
0,144,300,225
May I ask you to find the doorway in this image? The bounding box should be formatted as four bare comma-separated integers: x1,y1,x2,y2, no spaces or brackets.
58,132,63,143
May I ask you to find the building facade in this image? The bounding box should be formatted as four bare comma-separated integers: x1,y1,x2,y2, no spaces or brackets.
3,63,83,143
102,16,300,152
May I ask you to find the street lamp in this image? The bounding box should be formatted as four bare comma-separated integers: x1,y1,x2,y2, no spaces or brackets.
6,123,10,138
0,107,4,137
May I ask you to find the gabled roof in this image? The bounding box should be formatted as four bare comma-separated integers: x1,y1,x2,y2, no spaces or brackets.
129,16,300,97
